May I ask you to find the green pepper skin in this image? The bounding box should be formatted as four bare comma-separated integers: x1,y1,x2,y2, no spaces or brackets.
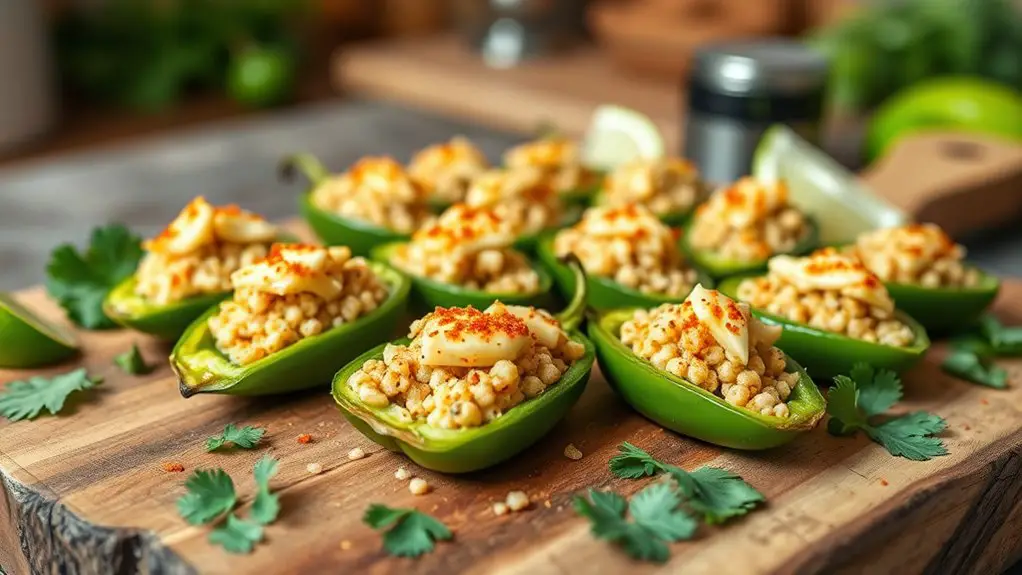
881,268,999,334
103,277,229,341
332,333,595,473
718,276,930,379
171,262,410,397
282,154,411,256
681,218,820,279
590,309,825,450
371,242,557,312
535,232,713,311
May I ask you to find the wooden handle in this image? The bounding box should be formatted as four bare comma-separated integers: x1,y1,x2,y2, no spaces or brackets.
859,132,1022,239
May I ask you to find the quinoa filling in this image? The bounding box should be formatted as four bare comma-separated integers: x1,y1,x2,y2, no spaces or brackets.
620,285,798,417
599,158,706,216
408,137,490,204
688,177,809,262
391,204,541,293
347,303,586,429
503,137,600,195
135,197,278,305
737,248,915,347
465,168,563,237
553,205,697,297
851,223,981,288
312,157,432,233
208,244,389,365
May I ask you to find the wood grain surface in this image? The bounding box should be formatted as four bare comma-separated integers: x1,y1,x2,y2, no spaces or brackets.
1,221,1021,575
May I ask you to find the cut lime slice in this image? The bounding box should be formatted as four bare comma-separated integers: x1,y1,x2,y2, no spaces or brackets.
753,125,908,245
0,292,78,368
580,104,665,171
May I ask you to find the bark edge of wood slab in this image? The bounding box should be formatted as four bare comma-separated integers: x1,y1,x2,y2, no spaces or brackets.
0,470,195,575
860,132,1022,239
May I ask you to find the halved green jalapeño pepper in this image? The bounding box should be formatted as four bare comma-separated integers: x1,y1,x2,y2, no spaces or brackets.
370,241,556,312
280,154,411,256
681,218,820,279
589,308,825,450
331,257,595,473
717,276,930,379
535,231,714,310
170,262,410,397
103,231,299,340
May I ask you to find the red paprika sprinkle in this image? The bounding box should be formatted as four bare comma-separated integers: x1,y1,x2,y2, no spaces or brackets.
163,462,185,473
297,433,313,444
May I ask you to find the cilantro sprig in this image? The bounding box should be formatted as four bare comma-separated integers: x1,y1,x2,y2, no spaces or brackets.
574,483,696,563
941,314,1019,388
45,224,144,330
0,368,102,422
114,343,154,376
363,504,452,557
175,454,280,554
205,423,266,452
609,442,764,523
827,363,948,461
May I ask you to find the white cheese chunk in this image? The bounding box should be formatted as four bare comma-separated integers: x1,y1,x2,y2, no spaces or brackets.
418,307,531,367
687,284,749,364
487,302,563,349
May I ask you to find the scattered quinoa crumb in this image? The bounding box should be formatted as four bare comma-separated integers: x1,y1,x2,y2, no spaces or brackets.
348,447,366,460
409,478,430,495
162,462,184,473
880,479,889,486
492,502,509,516
544,500,552,509
318,421,327,427
506,491,529,511
340,540,352,551
962,423,971,430
395,467,411,480
563,443,583,460
307,462,323,474
297,433,313,444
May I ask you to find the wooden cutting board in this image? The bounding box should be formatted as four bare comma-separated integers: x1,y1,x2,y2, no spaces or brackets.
2,221,1022,575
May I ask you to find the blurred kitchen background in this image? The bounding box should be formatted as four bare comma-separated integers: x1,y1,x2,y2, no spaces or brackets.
0,0,1021,290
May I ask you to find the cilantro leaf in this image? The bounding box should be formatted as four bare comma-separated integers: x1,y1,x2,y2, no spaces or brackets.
250,455,280,526
827,368,948,461
114,343,154,375
45,224,144,329
670,466,765,524
979,314,1022,355
208,514,263,554
363,504,451,557
609,442,663,479
205,423,266,452
574,484,693,564
850,363,901,417
176,468,237,525
941,348,1008,388
629,482,697,541
0,368,101,422
866,413,950,461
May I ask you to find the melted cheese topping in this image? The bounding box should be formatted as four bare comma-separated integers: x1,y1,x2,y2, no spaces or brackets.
411,204,517,253
345,157,426,202
230,244,347,300
769,248,892,311
486,302,564,349
572,204,668,239
417,305,533,367
686,284,750,364
409,137,489,172
701,177,789,229
504,137,578,169
144,197,277,256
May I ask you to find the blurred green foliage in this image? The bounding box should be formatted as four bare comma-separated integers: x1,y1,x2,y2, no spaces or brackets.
809,0,1022,111
55,0,308,111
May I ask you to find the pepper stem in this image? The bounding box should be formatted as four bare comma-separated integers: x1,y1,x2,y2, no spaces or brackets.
278,153,330,188
556,254,587,331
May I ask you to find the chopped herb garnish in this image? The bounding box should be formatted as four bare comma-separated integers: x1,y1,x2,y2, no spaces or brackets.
114,343,154,375
45,224,143,329
978,314,1022,355
249,455,280,525
363,504,452,557
208,514,264,555
205,423,266,452
942,347,1008,389
827,363,948,461
177,468,237,525
0,368,102,422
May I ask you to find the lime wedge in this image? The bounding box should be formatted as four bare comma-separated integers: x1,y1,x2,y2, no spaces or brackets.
0,292,78,368
753,125,908,245
580,105,665,171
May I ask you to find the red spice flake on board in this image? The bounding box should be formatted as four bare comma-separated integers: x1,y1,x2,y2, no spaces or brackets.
879,479,889,487
981,398,990,405
962,423,972,431
162,462,185,473
297,433,313,444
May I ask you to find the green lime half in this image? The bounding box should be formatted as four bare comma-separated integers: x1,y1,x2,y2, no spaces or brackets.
753,125,908,245
580,105,665,172
0,292,79,368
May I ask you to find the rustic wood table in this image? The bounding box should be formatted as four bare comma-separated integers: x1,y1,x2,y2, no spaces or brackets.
1,100,1022,575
